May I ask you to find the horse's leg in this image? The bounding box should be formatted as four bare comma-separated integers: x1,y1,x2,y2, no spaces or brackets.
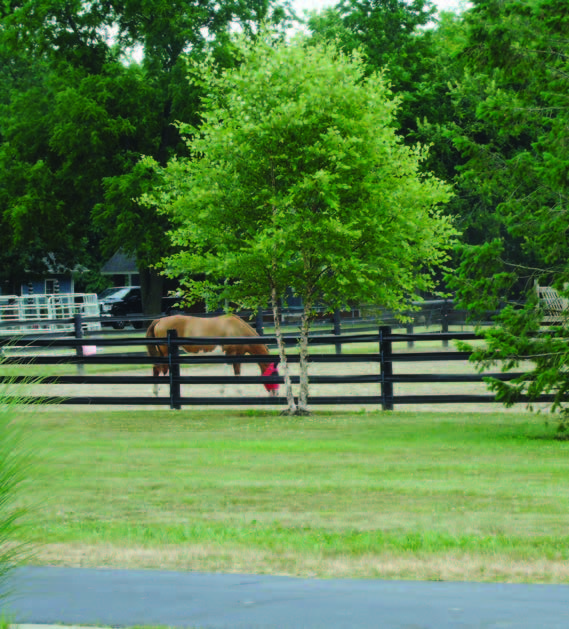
152,364,160,397
221,348,242,396
152,349,169,397
219,363,231,396
232,359,243,396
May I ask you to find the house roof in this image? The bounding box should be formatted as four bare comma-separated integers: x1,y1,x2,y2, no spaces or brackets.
101,250,138,274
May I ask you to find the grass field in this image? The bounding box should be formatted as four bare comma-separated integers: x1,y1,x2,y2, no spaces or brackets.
14,407,569,584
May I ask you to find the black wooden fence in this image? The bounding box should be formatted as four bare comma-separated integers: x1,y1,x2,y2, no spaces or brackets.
0,320,553,410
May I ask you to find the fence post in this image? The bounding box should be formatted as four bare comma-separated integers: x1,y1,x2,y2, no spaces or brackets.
405,312,414,349
168,329,182,410
74,313,84,375
379,326,394,411
442,299,450,348
333,309,342,355
255,310,264,337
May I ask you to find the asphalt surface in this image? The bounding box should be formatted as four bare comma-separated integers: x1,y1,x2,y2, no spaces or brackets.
4,566,569,629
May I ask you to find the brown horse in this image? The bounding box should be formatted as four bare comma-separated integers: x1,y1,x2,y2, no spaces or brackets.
146,314,279,396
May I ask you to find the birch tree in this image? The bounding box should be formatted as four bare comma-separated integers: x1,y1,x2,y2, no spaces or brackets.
146,35,456,415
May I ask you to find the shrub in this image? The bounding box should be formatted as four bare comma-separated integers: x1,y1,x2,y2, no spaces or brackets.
0,364,39,607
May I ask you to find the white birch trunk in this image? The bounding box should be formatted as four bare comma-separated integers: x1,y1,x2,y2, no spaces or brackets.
271,287,297,414
297,301,312,414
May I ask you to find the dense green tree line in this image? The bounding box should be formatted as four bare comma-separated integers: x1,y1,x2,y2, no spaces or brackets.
2,0,569,420
446,0,569,426
0,0,292,311
308,0,569,424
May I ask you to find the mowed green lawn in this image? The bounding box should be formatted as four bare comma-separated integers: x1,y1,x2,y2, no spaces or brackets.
14,407,569,583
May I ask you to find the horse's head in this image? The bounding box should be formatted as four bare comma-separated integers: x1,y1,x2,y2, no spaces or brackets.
262,363,280,397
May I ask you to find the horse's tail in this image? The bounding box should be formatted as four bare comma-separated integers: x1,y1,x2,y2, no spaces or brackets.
146,318,168,379
146,319,161,357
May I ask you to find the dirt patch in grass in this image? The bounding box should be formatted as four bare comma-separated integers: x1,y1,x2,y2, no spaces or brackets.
35,542,569,584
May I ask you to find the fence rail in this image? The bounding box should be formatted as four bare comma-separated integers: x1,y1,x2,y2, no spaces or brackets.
0,319,554,410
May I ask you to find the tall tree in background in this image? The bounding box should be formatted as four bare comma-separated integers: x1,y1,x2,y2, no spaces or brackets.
413,9,469,182
443,0,569,428
445,0,569,301
0,0,292,309
94,1,293,313
145,36,456,414
306,0,440,137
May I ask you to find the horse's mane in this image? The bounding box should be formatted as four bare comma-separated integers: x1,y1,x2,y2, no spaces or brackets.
228,313,259,336
227,314,272,363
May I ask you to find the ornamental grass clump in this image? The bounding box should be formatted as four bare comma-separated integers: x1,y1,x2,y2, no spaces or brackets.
0,365,40,607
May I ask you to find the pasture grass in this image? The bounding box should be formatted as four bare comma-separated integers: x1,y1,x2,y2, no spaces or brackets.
14,408,569,583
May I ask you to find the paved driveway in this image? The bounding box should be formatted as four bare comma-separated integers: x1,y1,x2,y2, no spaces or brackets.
4,566,569,629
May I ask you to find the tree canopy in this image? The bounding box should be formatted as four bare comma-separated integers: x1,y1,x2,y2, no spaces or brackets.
0,0,292,305
307,0,441,137
145,35,456,413
439,0,569,428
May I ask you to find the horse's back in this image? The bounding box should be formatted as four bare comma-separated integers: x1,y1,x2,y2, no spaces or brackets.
149,314,269,364
151,314,255,338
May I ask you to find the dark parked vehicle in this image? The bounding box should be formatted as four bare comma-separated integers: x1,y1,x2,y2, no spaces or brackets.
98,286,182,329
